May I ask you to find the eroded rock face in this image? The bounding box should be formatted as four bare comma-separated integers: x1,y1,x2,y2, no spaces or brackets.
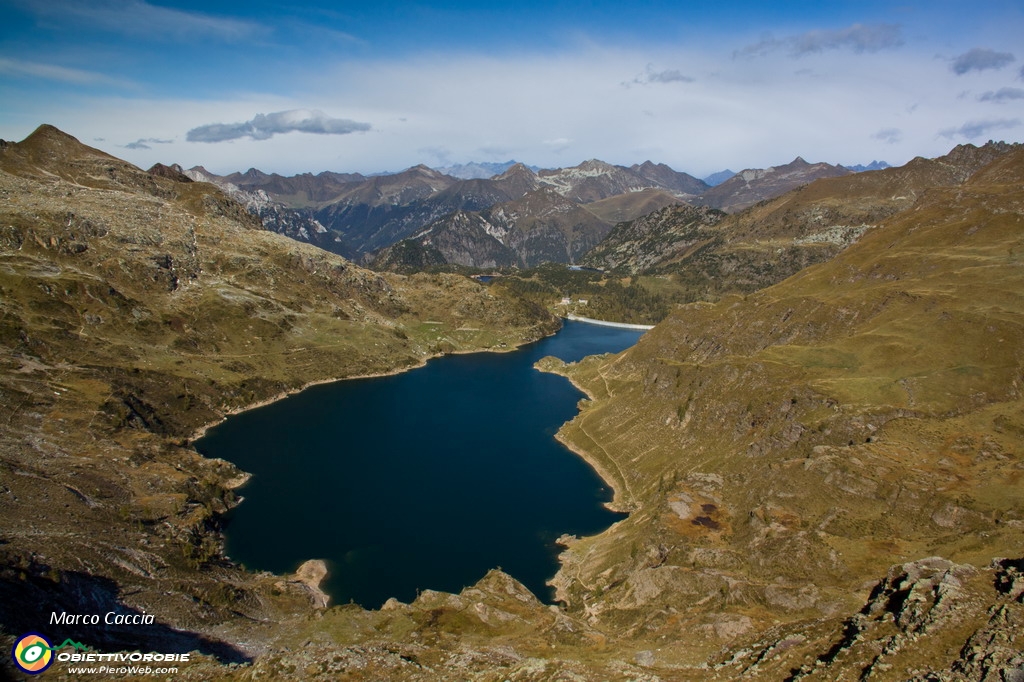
686,556,1023,682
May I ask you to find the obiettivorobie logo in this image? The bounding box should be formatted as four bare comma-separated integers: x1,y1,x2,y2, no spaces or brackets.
11,633,89,675
11,632,190,675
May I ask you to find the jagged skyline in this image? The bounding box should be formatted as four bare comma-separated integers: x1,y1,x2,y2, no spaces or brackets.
1,0,1022,176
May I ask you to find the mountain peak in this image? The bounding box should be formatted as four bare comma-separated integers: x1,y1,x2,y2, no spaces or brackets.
408,163,442,174
400,164,455,180
578,159,616,172
243,167,268,180
147,163,193,183
635,160,667,171
25,123,76,143
496,162,536,179
0,124,136,190
11,124,118,165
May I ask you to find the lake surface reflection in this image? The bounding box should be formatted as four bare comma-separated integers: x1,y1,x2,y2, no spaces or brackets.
195,320,644,608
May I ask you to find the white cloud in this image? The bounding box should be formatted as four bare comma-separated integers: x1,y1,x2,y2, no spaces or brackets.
187,110,372,143
0,57,134,87
542,138,574,154
872,128,903,144
979,87,1024,103
123,137,173,150
16,37,1021,178
627,65,695,87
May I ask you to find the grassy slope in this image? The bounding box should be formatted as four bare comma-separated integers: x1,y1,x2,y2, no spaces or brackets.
0,127,560,665
549,148,1024,670
584,143,1020,313
4,127,1024,680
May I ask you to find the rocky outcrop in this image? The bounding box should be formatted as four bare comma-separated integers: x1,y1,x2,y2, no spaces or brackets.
376,187,616,269
582,203,725,274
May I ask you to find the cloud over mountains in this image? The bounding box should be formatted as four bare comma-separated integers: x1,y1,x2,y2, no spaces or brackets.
939,118,1021,140
124,137,173,150
951,48,1016,75
187,110,372,143
735,23,903,58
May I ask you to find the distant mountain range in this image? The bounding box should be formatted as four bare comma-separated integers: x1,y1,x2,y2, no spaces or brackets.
581,141,1018,299
696,156,852,213
188,158,705,264
843,160,891,172
435,160,541,179
183,154,897,270
702,169,736,186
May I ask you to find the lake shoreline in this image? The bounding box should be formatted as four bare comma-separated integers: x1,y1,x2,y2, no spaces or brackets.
544,366,634,515
188,331,551,444
194,320,641,607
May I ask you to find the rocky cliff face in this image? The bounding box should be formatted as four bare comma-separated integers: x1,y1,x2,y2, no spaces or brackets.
184,165,348,255
375,187,617,269
581,203,726,274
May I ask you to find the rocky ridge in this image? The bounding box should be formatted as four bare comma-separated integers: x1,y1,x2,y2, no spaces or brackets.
698,156,851,213
583,142,1022,304
374,186,620,270
183,165,344,255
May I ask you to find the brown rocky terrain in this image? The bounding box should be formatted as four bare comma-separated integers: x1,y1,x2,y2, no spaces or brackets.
697,156,851,213
2,125,1023,681
585,142,1021,305
545,144,1024,679
374,186,620,270
0,126,562,678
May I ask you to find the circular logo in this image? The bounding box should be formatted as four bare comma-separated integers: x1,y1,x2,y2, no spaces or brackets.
11,633,54,675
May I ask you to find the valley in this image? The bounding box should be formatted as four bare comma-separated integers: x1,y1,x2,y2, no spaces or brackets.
1,125,1023,680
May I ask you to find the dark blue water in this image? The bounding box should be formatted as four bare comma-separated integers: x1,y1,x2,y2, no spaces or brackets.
195,320,643,608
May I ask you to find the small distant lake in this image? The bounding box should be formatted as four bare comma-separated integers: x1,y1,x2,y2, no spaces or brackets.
194,320,644,608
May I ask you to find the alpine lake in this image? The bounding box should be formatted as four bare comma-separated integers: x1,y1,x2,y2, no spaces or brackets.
195,320,644,608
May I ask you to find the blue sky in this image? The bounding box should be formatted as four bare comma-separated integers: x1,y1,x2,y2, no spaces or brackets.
1,0,1022,176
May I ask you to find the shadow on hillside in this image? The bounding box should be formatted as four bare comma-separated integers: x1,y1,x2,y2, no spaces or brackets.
0,559,251,665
